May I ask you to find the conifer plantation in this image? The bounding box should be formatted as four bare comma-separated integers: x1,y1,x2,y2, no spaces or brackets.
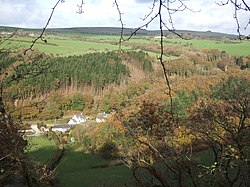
4,51,153,99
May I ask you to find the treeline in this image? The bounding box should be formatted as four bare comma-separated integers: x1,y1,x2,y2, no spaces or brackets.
9,51,131,98
167,49,237,77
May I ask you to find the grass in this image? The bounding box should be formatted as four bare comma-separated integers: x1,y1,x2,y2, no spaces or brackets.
5,34,250,57
161,38,250,56
26,136,56,164
9,35,130,56
193,149,214,166
27,137,132,187
57,149,132,187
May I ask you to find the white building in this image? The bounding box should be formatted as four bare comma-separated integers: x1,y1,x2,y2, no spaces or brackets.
68,114,86,125
31,124,41,135
52,125,71,133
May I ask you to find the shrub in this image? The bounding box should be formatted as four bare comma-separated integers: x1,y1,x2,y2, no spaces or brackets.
98,142,119,159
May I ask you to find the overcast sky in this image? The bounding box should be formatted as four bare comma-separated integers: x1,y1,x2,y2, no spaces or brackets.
0,0,249,35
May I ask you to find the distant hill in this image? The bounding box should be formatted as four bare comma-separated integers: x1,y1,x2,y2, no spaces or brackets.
0,26,237,39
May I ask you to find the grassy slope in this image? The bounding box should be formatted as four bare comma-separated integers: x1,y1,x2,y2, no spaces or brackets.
26,136,56,164
9,35,129,56
27,137,132,187
57,149,132,187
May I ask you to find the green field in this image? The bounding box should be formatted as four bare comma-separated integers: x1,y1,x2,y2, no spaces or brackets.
5,34,250,57
9,35,129,56
57,149,132,187
26,136,56,164
27,137,132,187
161,38,250,56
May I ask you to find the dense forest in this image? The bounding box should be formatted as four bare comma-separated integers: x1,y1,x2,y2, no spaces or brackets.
3,50,153,97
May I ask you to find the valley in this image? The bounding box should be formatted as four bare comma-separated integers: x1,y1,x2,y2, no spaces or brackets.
1,27,250,186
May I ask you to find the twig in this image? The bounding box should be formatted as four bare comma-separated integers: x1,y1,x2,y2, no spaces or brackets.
113,0,197,115
113,0,125,50
158,1,173,114
0,153,12,161
24,0,63,54
216,0,250,38
127,126,178,175
234,0,242,38
76,0,85,14
120,0,194,42
140,0,157,21
0,30,18,46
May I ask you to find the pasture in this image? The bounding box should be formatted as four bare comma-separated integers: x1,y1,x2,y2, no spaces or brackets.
9,35,129,56
27,136,132,187
26,136,56,164
57,149,132,187
6,33,250,57
161,38,250,56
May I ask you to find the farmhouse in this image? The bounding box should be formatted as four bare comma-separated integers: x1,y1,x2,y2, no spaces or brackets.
52,125,71,133
68,114,86,125
25,124,71,135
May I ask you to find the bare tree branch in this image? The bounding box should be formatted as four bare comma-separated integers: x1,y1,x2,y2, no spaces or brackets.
158,1,174,114
244,18,250,30
76,0,85,14
113,0,125,50
0,30,18,47
114,1,174,114
216,0,250,38
127,126,179,176
140,0,157,21
112,0,198,115
0,153,12,162
24,0,64,54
